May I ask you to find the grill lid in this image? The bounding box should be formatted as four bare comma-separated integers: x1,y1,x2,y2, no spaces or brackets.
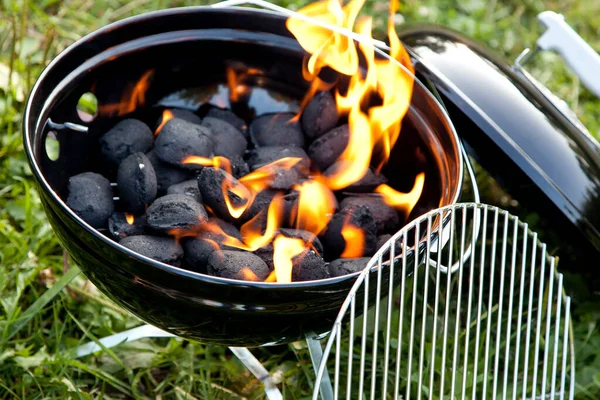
397,18,600,257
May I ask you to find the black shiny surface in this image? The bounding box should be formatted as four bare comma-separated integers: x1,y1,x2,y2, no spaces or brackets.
399,26,600,257
24,8,462,346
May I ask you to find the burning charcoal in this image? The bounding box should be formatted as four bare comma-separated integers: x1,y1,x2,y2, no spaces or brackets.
120,235,183,266
182,217,243,270
198,167,250,222
201,116,247,158
301,91,339,141
279,228,324,255
229,154,250,179
207,250,270,281
66,172,114,228
283,191,299,226
170,108,202,125
376,234,402,256
328,257,370,277
249,113,304,148
292,250,329,282
246,146,310,170
208,216,243,241
100,119,153,167
319,205,378,260
108,212,145,241
146,150,192,194
241,189,278,223
340,195,399,234
254,245,274,270
167,180,202,203
154,118,215,169
117,152,157,214
206,107,248,137
344,168,388,193
146,194,208,233
308,124,349,171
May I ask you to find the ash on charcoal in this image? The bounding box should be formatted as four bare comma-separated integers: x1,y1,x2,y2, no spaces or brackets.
292,250,329,281
120,235,183,266
117,152,157,214
249,113,305,148
108,212,145,241
167,180,202,203
205,107,248,136
301,91,339,140
146,194,208,233
229,154,250,179
66,172,114,228
201,116,247,158
198,167,250,222
319,205,378,260
146,150,192,194
344,167,388,193
100,119,153,167
169,108,202,125
154,118,215,169
207,250,270,281
308,124,349,171
340,195,399,234
279,228,324,255
328,257,370,277
246,146,310,170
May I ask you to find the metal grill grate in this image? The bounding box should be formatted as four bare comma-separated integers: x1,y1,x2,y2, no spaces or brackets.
313,203,574,400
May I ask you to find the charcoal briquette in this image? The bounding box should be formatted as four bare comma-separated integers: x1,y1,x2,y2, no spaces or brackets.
319,205,378,260
292,250,329,282
146,150,192,194
279,228,324,255
207,250,270,281
246,146,310,170
376,234,402,256
182,236,220,271
241,189,278,223
328,257,370,277
229,154,250,179
146,194,208,233
205,107,248,137
117,152,157,214
344,168,388,193
340,195,399,234
301,91,339,141
167,180,202,203
208,216,243,241
308,124,349,171
169,108,202,125
198,167,250,222
120,235,183,266
66,172,114,228
249,113,305,148
154,118,215,169
254,245,274,270
201,116,247,158
100,119,153,167
108,212,146,241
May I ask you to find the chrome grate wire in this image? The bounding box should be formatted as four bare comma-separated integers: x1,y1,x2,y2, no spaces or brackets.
313,203,574,400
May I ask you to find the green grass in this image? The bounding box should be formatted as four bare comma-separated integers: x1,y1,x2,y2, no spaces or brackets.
1,0,600,398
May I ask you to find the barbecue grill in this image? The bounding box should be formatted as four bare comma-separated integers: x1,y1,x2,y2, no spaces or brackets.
22,0,600,398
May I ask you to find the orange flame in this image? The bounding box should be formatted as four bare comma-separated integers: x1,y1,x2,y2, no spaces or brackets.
226,65,263,102
238,195,284,251
239,267,260,281
239,157,302,193
340,221,365,258
125,213,134,225
293,179,337,235
99,70,154,116
375,172,425,215
272,235,306,283
155,110,174,137
182,155,232,175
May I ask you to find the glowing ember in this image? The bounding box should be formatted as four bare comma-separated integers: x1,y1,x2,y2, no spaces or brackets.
99,70,154,116
125,213,135,225
375,172,425,214
272,235,306,283
155,110,174,136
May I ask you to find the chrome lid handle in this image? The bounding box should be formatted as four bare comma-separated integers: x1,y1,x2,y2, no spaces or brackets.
537,11,600,98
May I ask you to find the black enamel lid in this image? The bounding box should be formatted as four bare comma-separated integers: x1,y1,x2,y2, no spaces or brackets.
398,25,600,256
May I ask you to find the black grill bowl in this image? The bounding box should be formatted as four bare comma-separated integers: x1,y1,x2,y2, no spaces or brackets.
24,6,463,346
